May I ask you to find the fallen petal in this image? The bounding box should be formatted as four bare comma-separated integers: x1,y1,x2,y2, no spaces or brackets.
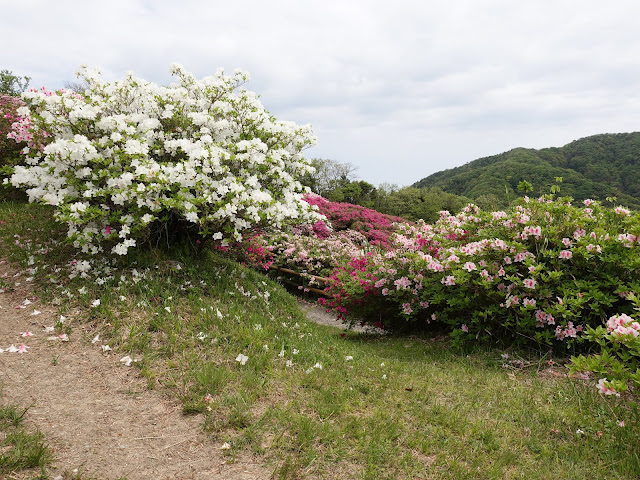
120,355,133,366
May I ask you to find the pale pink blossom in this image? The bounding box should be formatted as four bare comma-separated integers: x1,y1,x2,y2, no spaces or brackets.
463,262,476,272
596,378,620,397
441,275,456,286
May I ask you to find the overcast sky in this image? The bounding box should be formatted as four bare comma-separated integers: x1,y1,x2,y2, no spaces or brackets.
4,0,640,186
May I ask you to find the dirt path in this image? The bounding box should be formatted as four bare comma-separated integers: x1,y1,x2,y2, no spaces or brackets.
0,259,270,480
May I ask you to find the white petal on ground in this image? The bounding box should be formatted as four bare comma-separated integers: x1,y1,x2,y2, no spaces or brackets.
120,355,133,366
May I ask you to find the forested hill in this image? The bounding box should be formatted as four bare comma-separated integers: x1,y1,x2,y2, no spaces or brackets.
413,132,640,209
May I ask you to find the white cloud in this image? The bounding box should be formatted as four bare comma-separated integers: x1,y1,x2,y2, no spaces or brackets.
4,0,640,186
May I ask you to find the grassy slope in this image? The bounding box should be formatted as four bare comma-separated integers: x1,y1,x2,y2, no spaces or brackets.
1,200,639,480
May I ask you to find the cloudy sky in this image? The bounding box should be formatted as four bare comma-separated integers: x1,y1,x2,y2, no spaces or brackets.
4,0,640,186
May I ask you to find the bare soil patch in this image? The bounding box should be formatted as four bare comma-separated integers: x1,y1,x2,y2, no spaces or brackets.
0,259,270,480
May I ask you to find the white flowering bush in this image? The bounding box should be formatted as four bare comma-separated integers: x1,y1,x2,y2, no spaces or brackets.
7,64,321,255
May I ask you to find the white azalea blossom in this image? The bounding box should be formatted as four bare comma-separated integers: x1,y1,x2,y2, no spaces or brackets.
9,64,323,256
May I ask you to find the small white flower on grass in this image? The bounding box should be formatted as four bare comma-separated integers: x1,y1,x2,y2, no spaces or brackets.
31,310,41,316
235,353,249,365
254,324,262,331
119,295,126,301
78,287,87,295
278,347,285,358
43,326,55,333
382,374,387,380
380,362,385,367
120,355,133,366
204,393,214,403
216,308,223,319
196,332,207,341
7,345,18,353
345,355,353,361
286,360,293,367
91,299,100,307
58,315,66,323
263,344,269,351
23,299,32,306
576,429,585,436
101,345,112,353
313,362,322,370
293,349,299,355
220,442,231,450
91,334,100,344
164,306,171,313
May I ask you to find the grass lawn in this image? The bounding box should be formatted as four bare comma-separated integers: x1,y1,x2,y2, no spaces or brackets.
0,401,52,478
0,199,638,479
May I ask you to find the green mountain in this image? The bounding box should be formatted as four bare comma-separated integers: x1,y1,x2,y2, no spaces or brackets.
413,132,640,210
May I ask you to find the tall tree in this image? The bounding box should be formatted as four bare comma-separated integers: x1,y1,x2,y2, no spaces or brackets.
0,70,30,96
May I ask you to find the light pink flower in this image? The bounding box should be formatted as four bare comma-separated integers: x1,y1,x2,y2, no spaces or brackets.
461,324,469,332
441,275,456,286
559,250,572,259
394,277,411,290
17,343,29,353
523,278,537,289
596,378,620,397
463,262,476,272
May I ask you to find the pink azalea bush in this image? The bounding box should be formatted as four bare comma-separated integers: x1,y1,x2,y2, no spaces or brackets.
267,226,368,278
0,93,27,164
570,294,640,396
303,193,407,248
320,198,640,352
239,194,407,277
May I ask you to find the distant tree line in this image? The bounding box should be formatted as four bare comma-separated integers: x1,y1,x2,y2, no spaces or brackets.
413,133,640,210
300,158,471,223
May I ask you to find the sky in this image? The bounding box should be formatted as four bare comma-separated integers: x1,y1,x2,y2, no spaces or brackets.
4,0,640,186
